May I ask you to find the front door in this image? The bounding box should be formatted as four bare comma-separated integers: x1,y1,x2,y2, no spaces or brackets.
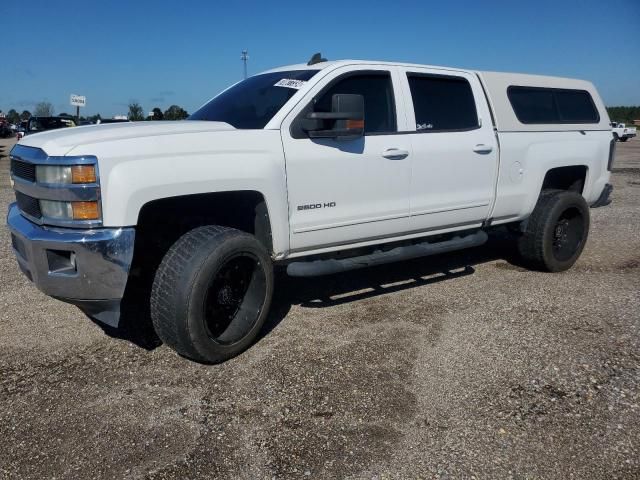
281,66,412,252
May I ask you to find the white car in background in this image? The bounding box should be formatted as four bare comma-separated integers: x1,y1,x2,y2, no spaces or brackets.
611,122,636,142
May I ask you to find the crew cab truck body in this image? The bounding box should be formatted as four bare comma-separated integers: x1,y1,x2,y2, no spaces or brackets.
611,122,636,142
7,58,614,363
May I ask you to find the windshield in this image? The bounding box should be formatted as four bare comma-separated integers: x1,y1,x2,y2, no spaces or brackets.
189,70,319,129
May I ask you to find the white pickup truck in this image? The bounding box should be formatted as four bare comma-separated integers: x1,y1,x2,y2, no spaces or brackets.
611,122,636,142
7,56,615,363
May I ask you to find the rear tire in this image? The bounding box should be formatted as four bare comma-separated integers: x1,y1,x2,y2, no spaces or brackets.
517,190,590,272
151,225,273,363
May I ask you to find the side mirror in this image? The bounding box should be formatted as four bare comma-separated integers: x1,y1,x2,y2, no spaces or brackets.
302,94,364,140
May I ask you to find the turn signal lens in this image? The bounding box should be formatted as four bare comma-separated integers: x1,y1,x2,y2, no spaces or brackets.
71,165,97,184
72,201,100,220
346,119,364,129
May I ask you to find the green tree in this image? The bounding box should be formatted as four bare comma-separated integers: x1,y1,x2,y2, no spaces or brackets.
88,113,102,123
34,101,54,117
606,106,640,124
164,105,188,120
21,110,32,121
128,101,144,121
151,107,164,120
6,109,20,124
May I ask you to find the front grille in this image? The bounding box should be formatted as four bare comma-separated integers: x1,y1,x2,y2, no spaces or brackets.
10,159,36,182
15,191,42,219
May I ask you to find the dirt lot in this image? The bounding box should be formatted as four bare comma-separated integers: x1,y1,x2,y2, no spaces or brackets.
0,135,638,479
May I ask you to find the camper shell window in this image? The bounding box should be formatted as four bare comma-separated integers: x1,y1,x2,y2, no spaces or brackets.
507,86,600,124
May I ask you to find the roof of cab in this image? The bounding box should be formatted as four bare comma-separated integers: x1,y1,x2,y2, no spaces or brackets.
262,59,475,75
263,59,610,132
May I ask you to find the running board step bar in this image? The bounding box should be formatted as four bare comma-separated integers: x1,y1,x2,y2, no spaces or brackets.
286,231,488,277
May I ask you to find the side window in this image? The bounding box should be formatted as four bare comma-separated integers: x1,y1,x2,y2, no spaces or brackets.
507,86,600,124
507,87,556,124
554,90,600,123
313,72,396,134
407,74,479,132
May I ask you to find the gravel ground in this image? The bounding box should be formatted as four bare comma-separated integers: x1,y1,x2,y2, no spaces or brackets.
0,136,638,479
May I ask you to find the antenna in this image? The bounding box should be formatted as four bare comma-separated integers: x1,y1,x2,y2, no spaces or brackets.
241,49,249,79
307,52,327,66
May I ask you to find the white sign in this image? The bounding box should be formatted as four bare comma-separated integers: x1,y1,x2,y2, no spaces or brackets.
70,95,86,107
274,79,307,90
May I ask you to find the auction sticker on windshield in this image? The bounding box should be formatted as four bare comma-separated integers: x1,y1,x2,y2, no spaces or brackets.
274,79,307,89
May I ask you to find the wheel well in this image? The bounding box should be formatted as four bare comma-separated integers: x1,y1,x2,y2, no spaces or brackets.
136,191,272,253
541,165,587,194
129,191,272,287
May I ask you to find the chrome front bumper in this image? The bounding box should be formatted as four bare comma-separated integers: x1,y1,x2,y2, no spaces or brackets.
7,203,135,326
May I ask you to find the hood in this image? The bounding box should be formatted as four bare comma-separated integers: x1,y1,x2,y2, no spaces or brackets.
18,121,235,156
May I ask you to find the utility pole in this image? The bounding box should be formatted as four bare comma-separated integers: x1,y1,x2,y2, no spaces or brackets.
241,49,249,79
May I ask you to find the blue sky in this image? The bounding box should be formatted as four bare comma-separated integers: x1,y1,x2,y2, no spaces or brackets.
1,0,639,118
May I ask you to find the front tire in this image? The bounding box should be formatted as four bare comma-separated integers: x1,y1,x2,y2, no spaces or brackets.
517,190,590,272
151,225,273,363
620,137,628,142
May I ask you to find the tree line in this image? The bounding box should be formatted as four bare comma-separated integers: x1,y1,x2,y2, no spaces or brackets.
1,101,190,124
606,107,640,124
0,109,36,124
5,103,638,125
126,102,189,121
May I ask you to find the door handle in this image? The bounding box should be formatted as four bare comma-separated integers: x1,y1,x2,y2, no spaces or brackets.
473,144,493,154
382,148,409,160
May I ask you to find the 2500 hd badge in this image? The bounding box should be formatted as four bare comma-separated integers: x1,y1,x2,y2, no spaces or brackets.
297,202,337,211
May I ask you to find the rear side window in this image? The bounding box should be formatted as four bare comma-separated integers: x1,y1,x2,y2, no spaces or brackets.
407,74,479,132
313,72,396,134
507,86,600,124
554,90,600,123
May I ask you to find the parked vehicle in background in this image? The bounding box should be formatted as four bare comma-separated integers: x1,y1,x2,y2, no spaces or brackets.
96,118,131,124
7,56,614,364
611,122,636,142
15,120,27,140
0,121,13,138
15,116,76,141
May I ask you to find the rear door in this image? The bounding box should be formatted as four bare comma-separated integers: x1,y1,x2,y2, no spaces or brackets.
398,68,498,231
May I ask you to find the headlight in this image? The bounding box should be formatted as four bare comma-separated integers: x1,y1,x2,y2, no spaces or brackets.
40,200,101,221
36,165,97,184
